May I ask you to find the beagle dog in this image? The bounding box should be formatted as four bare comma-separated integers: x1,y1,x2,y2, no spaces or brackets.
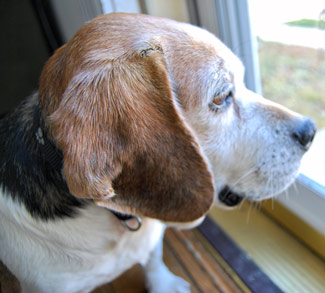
0,13,316,293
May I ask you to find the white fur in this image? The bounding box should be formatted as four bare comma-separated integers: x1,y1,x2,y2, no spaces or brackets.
184,84,305,204
0,191,167,292
177,43,305,205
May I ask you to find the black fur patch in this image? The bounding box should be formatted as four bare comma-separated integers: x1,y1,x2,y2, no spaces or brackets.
0,95,87,220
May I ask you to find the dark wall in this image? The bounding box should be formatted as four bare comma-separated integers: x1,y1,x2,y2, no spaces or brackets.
0,0,49,114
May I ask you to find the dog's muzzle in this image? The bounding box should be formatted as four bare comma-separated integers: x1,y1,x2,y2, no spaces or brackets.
218,186,243,207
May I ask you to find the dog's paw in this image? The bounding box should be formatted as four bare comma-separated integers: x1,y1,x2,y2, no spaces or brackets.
146,268,191,293
162,275,191,293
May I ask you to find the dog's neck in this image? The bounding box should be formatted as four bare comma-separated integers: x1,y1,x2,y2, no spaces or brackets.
0,94,85,220
32,104,63,172
0,94,140,229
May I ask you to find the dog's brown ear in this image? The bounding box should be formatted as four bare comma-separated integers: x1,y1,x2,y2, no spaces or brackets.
39,45,214,222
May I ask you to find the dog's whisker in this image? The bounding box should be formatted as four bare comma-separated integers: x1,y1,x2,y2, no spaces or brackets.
228,166,259,197
238,196,248,210
253,200,257,211
284,188,289,201
246,200,254,224
271,197,275,210
293,181,299,195
261,173,273,199
233,167,258,187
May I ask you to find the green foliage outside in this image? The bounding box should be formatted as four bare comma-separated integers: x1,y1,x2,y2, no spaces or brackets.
286,18,324,29
258,40,325,128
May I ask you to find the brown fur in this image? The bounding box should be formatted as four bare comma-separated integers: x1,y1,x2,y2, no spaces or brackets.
38,14,214,222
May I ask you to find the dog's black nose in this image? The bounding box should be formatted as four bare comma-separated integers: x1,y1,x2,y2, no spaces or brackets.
292,118,316,150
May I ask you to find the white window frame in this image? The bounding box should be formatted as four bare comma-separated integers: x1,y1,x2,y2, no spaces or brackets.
49,0,142,43
191,0,325,234
190,0,262,93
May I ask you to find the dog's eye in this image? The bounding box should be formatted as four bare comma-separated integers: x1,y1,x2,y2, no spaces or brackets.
210,91,233,112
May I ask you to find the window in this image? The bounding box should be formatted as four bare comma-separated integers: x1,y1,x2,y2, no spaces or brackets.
193,2,325,289
194,0,325,238
249,0,325,187
248,0,325,236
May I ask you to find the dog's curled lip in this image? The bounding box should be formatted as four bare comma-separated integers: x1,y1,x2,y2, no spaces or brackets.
218,185,244,207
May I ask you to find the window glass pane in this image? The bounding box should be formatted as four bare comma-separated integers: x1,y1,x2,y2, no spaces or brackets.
249,0,325,187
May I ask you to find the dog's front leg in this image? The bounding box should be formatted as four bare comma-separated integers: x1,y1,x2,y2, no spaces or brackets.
144,228,191,293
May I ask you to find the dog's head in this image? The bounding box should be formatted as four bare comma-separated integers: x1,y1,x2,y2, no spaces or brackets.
38,13,315,221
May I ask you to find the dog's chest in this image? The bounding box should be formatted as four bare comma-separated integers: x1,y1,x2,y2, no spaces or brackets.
63,211,164,292
0,197,164,292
